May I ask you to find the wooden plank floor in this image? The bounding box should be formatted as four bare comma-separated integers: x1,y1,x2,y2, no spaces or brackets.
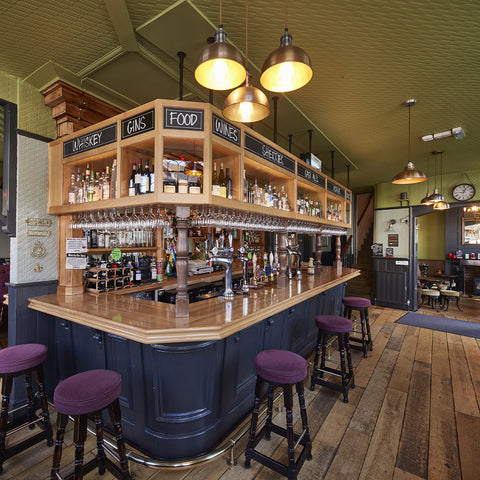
2,297,480,479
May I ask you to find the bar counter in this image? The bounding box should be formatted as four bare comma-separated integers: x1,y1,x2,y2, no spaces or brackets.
28,266,359,460
29,267,359,344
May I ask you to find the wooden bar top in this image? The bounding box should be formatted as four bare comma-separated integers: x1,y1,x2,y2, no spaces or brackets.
29,267,360,344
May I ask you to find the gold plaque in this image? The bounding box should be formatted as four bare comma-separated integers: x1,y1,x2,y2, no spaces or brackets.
25,218,52,227
31,241,46,259
26,230,51,237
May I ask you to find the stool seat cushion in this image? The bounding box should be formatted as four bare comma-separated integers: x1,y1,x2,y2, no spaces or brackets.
440,290,460,297
342,297,371,308
421,289,440,297
315,315,353,333
54,369,121,415
255,350,307,384
0,343,47,374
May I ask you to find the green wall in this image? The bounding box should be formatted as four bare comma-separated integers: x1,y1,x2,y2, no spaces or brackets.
417,211,446,260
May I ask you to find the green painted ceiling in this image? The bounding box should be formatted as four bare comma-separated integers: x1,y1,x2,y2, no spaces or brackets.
1,0,479,192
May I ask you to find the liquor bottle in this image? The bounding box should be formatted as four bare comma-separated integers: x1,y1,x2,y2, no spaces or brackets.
141,159,150,194
163,171,177,193
212,162,220,196
110,159,117,199
135,158,143,195
226,168,233,199
129,163,137,196
92,171,101,201
102,166,111,200
149,160,154,193
150,257,157,281
219,162,227,198
75,168,83,204
68,173,77,204
188,162,202,193
134,262,142,284
177,173,189,194
243,169,248,202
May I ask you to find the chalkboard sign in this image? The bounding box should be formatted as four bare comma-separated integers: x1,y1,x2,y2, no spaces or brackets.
372,243,383,257
297,164,325,188
121,109,154,139
244,133,295,173
164,107,204,131
346,191,351,201
63,124,116,158
327,179,345,198
212,114,241,146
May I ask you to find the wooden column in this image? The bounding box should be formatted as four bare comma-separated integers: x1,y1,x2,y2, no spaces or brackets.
277,231,288,288
175,206,190,317
315,234,323,275
335,235,343,275
41,81,123,138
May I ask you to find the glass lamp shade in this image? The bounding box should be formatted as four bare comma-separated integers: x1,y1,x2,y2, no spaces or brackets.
433,200,450,210
427,188,445,203
223,74,270,123
195,26,246,91
392,161,427,184
260,28,313,92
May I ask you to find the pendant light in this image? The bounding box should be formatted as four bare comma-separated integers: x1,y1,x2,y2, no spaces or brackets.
392,99,427,184
260,0,313,92
420,154,434,205
427,150,445,203
223,0,270,123
433,151,450,210
195,0,246,91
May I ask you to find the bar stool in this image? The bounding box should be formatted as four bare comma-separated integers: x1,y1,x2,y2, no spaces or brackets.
244,350,312,480
419,288,440,311
440,289,462,312
310,315,355,403
342,296,373,357
0,343,53,472
50,369,131,480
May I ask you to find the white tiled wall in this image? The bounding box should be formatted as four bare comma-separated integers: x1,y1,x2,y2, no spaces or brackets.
11,135,58,283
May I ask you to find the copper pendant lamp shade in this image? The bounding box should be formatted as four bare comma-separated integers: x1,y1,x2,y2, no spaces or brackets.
392,99,427,184
260,28,313,92
433,200,450,210
195,25,246,91
223,72,270,123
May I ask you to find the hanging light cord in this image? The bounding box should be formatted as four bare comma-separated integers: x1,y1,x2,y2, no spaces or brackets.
433,153,437,189
426,155,430,191
220,0,222,25
285,0,288,28
440,152,443,195
408,105,411,163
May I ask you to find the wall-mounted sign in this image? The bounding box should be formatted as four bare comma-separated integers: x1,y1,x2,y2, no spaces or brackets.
63,124,117,158
31,240,46,259
212,114,240,146
244,133,295,173
388,234,399,247
327,179,345,198
297,164,325,188
164,107,204,131
25,218,52,227
121,109,155,139
26,230,51,237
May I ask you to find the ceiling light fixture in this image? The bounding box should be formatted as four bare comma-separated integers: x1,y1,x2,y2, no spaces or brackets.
421,126,466,142
433,151,449,210
392,99,428,184
195,0,246,91
223,0,270,123
420,154,434,205
427,150,445,203
260,0,313,92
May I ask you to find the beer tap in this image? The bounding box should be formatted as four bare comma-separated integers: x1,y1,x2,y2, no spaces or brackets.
205,235,235,300
286,240,302,279
237,245,250,293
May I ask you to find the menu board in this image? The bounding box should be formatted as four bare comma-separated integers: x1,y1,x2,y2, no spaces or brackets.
327,179,345,198
212,114,241,146
164,107,204,131
244,132,295,173
297,164,325,188
121,109,155,139
63,124,116,158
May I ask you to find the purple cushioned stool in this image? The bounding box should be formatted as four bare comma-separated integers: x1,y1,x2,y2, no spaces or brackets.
0,343,53,472
244,350,312,480
50,369,131,480
310,315,355,403
342,296,373,357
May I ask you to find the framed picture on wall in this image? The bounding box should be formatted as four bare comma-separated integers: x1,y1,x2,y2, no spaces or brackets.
388,234,399,247
385,247,394,257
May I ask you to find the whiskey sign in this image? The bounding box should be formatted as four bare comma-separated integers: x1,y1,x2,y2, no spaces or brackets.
164,107,204,131
63,124,117,158
121,109,155,139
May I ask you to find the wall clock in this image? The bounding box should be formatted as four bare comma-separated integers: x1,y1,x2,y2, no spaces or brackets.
452,183,476,201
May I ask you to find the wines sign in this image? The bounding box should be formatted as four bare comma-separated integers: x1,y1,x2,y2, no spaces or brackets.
121,109,155,139
63,124,117,158
212,114,240,146
297,164,325,188
164,107,204,131
244,133,295,173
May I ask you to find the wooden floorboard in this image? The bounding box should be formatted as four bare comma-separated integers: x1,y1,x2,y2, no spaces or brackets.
1,298,480,479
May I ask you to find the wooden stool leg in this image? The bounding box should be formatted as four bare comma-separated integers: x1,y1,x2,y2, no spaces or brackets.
264,384,274,440
283,384,296,480
310,329,322,390
320,332,327,378
338,334,349,403
94,413,107,475
0,374,12,471
24,372,36,427
359,309,368,357
73,415,88,480
364,308,373,351
295,381,312,460
456,296,463,312
345,333,355,389
50,413,69,480
108,398,130,478
245,376,263,468
36,364,53,445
